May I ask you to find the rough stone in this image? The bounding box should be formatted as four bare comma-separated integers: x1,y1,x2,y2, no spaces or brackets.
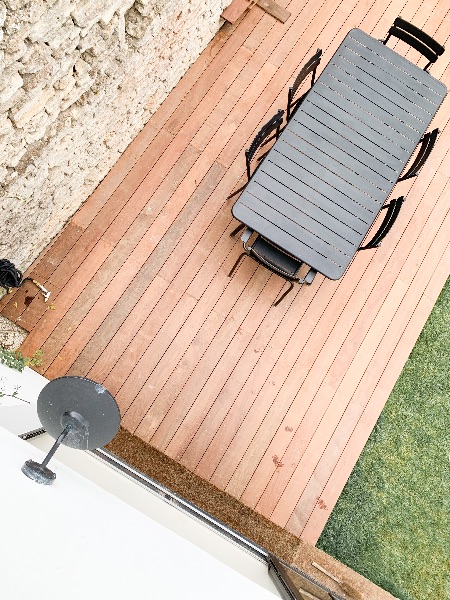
18,41,54,75
28,0,75,42
21,65,52,92
0,113,13,135
3,0,31,10
0,315,27,350
0,67,23,103
9,86,55,127
0,0,232,270
0,2,6,26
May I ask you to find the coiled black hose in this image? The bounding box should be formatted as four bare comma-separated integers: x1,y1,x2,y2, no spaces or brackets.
0,259,24,290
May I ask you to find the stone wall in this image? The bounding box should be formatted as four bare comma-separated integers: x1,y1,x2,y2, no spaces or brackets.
0,0,230,271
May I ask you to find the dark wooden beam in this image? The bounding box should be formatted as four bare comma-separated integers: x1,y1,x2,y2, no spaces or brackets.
221,0,290,24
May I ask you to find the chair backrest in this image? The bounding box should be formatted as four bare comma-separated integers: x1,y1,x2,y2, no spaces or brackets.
249,236,316,305
359,197,405,250
245,109,284,180
398,128,439,181
287,48,322,121
228,232,316,306
383,17,445,70
250,236,302,279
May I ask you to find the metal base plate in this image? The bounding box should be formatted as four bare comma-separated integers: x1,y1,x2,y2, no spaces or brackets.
21,459,56,485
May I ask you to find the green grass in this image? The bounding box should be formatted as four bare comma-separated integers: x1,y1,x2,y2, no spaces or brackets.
317,277,450,600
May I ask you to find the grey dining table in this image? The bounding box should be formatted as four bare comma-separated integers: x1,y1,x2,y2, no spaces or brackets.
231,28,447,280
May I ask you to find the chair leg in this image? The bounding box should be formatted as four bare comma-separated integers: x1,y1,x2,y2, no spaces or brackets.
227,184,246,200
273,281,294,306
230,223,246,237
228,252,247,278
303,268,317,285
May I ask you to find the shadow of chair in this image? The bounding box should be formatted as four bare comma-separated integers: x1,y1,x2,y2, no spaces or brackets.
286,48,322,122
228,228,317,306
397,128,440,182
359,197,405,250
382,17,445,71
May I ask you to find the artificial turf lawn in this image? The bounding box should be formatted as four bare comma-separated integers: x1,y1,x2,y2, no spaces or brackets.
317,277,450,600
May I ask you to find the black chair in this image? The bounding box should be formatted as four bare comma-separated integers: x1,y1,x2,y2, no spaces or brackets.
229,110,284,239
286,48,322,122
382,17,445,71
228,229,317,306
245,109,284,181
359,197,405,250
398,128,439,181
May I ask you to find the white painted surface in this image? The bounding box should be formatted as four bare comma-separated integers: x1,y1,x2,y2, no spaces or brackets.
1,427,279,598
0,364,280,597
28,433,279,592
0,363,45,433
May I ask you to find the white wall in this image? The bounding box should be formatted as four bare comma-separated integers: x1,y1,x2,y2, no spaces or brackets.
0,363,280,597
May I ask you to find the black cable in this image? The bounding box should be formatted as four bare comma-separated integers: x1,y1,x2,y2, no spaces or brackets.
0,259,24,290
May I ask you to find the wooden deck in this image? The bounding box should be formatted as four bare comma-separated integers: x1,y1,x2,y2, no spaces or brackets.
2,0,449,544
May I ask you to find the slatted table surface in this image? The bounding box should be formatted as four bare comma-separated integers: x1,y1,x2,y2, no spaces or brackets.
232,28,447,279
